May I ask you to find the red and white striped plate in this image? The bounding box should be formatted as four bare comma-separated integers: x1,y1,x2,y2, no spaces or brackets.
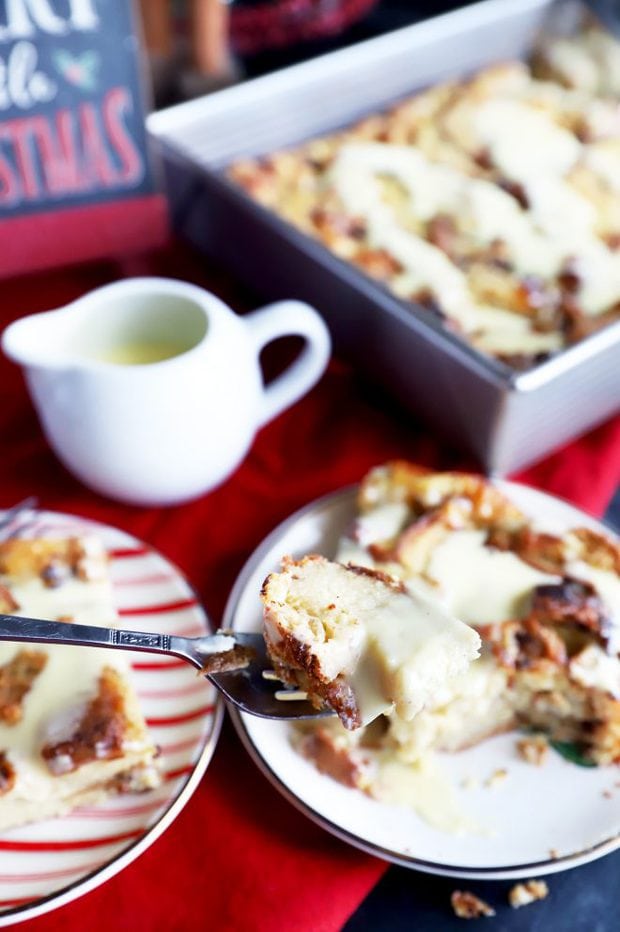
0,510,223,927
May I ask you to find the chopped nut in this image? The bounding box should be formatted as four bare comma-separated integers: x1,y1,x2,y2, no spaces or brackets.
40,558,70,588
109,762,160,794
0,584,18,613
485,768,508,788
517,734,549,766
0,751,15,795
508,879,549,908
451,890,496,918
41,667,129,774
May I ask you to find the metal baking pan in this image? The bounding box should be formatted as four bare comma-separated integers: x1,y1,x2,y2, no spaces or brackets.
148,0,620,475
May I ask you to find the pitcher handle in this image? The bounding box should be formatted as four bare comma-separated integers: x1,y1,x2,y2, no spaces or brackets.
244,301,331,427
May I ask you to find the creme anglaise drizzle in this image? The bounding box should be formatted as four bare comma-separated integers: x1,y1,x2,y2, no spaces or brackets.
0,564,132,817
328,93,620,344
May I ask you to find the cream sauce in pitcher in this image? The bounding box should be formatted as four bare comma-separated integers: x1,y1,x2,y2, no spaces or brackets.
2,278,331,505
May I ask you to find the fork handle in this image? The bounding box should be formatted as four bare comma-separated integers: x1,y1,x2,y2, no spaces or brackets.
0,613,198,666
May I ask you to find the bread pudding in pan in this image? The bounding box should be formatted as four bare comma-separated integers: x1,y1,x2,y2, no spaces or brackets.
230,26,620,369
0,537,159,831
269,463,620,801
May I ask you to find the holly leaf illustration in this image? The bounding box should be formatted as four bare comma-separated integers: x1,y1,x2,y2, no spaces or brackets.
53,49,100,92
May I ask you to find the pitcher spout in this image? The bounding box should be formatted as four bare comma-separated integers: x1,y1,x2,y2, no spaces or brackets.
2,309,74,370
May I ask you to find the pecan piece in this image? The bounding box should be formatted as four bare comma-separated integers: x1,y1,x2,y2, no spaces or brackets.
41,667,130,775
0,649,47,725
0,752,15,795
530,578,610,643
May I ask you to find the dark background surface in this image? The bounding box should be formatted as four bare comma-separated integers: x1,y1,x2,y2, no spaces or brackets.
237,0,471,75
235,1,620,928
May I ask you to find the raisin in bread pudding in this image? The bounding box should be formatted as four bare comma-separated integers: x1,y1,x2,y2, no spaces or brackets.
292,463,620,801
261,556,480,729
0,536,159,831
229,23,620,369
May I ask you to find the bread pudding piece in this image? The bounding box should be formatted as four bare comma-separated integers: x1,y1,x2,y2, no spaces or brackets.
229,23,620,369
297,462,620,796
261,555,480,729
0,536,159,831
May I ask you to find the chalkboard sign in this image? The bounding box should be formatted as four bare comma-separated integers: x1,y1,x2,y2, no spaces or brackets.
0,0,167,276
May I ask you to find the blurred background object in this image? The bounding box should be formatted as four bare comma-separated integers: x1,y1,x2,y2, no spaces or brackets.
0,0,167,279
138,0,474,106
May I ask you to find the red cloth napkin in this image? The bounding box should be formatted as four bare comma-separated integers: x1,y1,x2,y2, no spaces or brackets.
1,252,619,931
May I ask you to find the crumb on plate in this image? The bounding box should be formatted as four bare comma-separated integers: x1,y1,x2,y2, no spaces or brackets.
516,734,549,766
451,890,496,918
485,768,508,788
508,879,549,908
461,775,479,790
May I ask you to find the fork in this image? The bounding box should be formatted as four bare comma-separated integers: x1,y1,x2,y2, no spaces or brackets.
0,497,39,537
0,614,330,721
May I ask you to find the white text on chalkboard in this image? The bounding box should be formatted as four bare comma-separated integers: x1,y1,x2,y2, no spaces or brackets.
0,1,99,41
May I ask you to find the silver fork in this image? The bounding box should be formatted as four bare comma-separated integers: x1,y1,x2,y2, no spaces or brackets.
0,497,39,538
0,614,330,721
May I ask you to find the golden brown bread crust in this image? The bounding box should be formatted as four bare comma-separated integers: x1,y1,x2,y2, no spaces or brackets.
530,578,611,642
0,537,108,586
0,650,48,725
0,584,18,612
359,462,527,528
41,667,135,775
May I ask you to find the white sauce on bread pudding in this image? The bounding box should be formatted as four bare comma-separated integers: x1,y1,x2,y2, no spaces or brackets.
426,529,560,625
329,133,620,322
262,557,480,726
0,537,158,830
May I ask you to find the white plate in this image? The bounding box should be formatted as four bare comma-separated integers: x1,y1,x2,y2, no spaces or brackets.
0,510,223,926
223,482,620,880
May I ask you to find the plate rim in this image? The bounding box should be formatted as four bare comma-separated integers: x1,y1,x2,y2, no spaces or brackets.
223,481,620,880
0,507,224,927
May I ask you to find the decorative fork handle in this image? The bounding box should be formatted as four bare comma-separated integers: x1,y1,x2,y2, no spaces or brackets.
0,613,218,669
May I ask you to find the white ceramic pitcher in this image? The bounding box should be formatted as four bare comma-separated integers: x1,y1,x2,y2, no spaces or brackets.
2,278,331,506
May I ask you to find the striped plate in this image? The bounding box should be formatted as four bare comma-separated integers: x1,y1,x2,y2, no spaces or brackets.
0,510,222,926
